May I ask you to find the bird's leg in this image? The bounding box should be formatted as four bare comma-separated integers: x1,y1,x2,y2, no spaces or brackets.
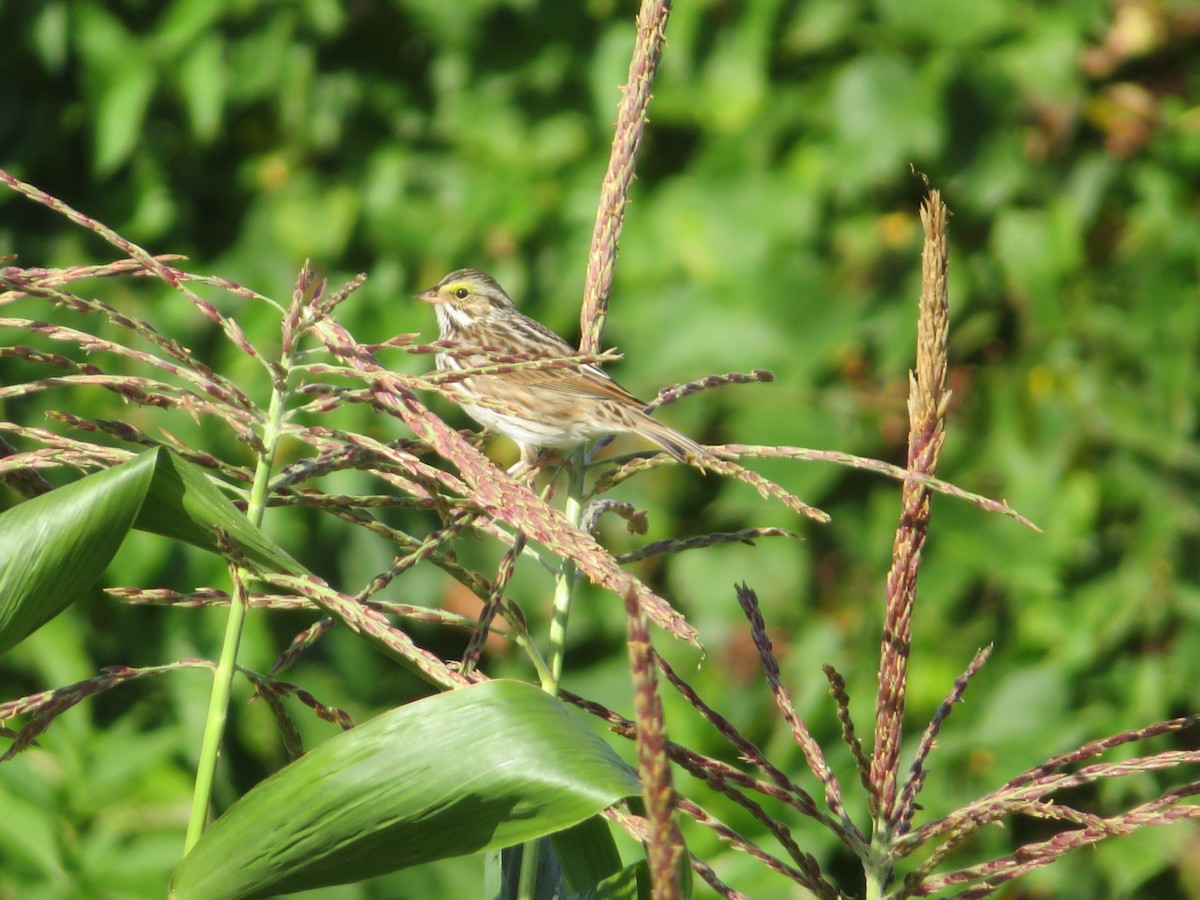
506,445,555,481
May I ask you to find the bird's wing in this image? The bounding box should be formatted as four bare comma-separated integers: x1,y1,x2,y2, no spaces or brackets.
476,314,648,406
509,362,646,406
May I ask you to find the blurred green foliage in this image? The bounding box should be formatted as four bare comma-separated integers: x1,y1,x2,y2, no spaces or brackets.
2,0,1199,896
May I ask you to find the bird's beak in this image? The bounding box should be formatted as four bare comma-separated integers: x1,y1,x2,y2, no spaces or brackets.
415,287,441,304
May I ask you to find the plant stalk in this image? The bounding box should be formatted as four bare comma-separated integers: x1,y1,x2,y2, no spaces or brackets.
518,448,587,898
184,376,288,852
545,449,586,695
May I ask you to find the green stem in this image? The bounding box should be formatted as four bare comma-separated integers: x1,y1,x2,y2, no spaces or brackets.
545,450,585,695
518,449,587,898
863,818,891,900
183,380,288,853
510,626,556,693
516,838,542,900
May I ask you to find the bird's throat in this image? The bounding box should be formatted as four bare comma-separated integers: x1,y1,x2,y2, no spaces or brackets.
436,303,474,336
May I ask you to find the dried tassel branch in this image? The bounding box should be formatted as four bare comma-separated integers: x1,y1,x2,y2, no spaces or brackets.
871,190,951,825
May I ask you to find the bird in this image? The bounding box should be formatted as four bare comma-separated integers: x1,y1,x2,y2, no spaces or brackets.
415,268,707,470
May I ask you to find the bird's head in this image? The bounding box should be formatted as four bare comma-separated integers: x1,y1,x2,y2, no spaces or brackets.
416,269,516,331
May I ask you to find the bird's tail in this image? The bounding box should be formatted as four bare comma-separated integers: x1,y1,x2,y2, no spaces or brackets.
634,412,711,470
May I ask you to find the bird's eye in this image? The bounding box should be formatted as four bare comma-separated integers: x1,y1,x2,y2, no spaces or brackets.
454,287,469,299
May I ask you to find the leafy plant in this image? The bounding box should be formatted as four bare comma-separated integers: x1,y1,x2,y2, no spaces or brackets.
2,1,1199,898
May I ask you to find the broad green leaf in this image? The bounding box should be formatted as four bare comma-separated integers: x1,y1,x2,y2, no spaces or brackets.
132,448,304,576
0,448,302,656
552,815,625,894
577,862,649,900
0,452,151,657
487,819,627,900
170,680,641,900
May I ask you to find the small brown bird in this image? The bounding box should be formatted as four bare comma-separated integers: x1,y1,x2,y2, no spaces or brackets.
416,268,706,468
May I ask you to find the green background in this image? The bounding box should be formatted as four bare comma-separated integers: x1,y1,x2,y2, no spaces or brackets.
2,0,1199,897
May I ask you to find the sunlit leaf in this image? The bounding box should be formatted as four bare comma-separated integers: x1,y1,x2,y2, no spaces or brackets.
0,448,301,656
132,448,304,576
171,680,640,900
0,452,152,657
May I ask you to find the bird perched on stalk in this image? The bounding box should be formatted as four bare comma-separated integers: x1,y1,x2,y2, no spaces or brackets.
416,268,707,470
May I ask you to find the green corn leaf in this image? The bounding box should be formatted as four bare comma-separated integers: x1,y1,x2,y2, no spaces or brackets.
552,814,627,894
131,448,304,576
0,447,302,656
171,680,641,900
0,451,153,657
576,862,650,900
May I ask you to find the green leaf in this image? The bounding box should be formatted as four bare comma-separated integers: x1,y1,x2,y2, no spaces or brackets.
93,55,156,175
0,448,302,656
170,680,641,900
829,53,944,184
487,841,565,900
0,451,152,657
552,815,625,894
154,0,229,56
877,0,1008,45
132,448,304,576
269,178,360,258
577,862,650,900
177,35,226,141
486,817,628,900
30,2,69,73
